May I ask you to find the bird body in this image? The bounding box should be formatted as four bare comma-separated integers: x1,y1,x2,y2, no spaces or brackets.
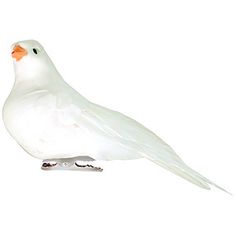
3,40,228,192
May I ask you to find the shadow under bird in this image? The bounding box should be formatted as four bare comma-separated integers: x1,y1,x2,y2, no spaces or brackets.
2,40,229,193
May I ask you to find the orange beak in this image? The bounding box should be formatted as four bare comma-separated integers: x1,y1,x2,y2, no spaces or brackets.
12,45,27,61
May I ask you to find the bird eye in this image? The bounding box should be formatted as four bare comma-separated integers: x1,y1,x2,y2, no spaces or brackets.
32,48,38,54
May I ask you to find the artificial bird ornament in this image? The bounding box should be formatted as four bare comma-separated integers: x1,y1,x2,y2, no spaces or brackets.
3,40,228,192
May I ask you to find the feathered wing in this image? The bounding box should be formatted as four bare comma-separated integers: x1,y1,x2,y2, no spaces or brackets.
76,102,229,193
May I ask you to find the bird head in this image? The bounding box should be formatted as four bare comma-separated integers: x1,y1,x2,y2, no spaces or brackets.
11,40,45,62
11,40,60,81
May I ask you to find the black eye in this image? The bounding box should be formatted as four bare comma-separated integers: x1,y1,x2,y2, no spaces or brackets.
33,48,38,54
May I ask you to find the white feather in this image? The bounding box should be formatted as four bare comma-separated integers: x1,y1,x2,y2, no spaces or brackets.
3,40,229,193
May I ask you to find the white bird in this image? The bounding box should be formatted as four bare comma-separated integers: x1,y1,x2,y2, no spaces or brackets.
3,39,228,192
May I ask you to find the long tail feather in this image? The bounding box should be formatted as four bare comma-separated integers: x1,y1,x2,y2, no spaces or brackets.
146,156,231,194
182,164,231,194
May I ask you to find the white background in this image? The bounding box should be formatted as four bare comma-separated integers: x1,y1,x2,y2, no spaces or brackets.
0,1,235,235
